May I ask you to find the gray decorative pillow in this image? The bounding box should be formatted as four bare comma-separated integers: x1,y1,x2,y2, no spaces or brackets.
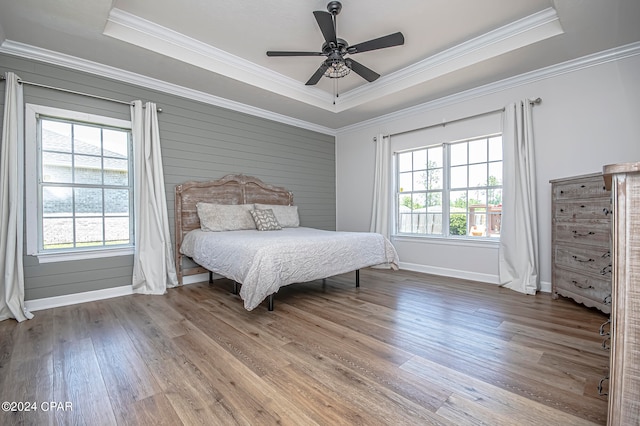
250,208,282,231
254,203,299,227
196,203,256,232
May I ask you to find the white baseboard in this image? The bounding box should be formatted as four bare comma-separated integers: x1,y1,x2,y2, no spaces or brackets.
399,262,552,293
25,273,212,312
25,285,134,312
23,269,551,312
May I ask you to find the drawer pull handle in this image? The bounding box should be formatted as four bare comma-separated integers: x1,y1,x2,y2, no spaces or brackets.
571,280,594,290
603,208,610,215
559,208,564,213
602,337,610,350
601,265,612,275
599,319,611,336
580,205,585,208
603,294,612,305
572,255,594,263
580,184,585,188
572,230,595,237
598,375,609,396
560,190,564,194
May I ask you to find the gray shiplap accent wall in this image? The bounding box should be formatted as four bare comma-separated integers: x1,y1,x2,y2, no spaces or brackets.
0,54,336,300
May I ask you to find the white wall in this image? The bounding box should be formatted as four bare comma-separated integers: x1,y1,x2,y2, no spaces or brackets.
336,52,640,289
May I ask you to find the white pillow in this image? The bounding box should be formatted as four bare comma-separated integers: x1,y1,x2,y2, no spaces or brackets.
254,204,299,228
196,203,256,231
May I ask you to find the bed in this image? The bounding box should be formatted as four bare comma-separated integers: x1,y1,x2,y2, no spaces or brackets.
175,174,399,310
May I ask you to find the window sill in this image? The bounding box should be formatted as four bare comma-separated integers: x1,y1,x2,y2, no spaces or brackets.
392,234,500,249
31,247,135,263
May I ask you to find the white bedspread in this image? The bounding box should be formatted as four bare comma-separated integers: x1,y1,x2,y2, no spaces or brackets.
180,227,399,310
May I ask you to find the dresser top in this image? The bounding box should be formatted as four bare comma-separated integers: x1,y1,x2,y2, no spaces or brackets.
549,171,603,184
603,162,640,190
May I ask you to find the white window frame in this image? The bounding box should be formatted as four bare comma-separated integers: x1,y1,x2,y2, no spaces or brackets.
25,103,134,263
394,133,502,241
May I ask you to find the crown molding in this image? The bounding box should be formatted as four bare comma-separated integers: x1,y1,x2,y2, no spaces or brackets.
334,7,563,111
337,41,640,134
104,8,335,111
104,7,563,113
0,40,336,135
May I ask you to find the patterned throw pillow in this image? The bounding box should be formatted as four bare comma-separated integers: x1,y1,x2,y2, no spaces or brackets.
250,208,282,231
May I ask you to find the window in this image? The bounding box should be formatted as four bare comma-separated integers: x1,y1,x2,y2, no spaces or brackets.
396,134,502,239
25,104,134,262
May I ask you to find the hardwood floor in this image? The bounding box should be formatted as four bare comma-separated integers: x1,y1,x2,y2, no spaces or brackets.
0,269,610,425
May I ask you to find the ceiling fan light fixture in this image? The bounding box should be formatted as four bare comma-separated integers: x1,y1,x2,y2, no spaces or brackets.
324,60,351,78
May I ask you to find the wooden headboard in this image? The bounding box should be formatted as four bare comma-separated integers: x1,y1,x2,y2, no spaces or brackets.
174,174,294,284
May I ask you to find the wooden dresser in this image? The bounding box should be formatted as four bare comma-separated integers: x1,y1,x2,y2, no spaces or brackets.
603,162,640,425
550,173,612,314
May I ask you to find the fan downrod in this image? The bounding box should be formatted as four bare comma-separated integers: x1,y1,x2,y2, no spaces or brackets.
327,1,342,16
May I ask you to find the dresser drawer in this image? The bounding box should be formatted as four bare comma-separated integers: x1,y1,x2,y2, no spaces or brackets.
554,267,611,308
553,177,608,200
554,221,610,246
555,244,611,278
554,200,611,220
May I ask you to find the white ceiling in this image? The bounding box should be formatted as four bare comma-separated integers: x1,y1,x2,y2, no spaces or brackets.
0,0,639,131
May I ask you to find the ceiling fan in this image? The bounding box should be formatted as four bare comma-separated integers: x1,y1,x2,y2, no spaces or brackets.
266,1,405,86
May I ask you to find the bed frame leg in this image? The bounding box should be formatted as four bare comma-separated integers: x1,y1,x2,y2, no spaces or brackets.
232,281,239,295
209,271,213,284
268,294,274,311
356,269,360,288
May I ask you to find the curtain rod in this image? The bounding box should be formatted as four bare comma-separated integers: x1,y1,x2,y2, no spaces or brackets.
0,74,162,112
374,97,542,141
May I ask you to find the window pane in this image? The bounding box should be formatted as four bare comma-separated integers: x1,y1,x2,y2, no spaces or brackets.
42,187,72,217
489,162,502,186
74,155,102,184
450,165,467,188
489,137,502,161
75,218,103,246
488,212,502,236
105,189,129,215
449,214,467,236
104,158,129,186
413,171,427,191
105,217,130,245
42,152,72,183
398,194,412,233
450,142,467,166
428,168,443,190
489,188,502,206
398,152,412,172
412,193,426,212
42,120,72,152
73,124,102,155
427,191,442,209
42,218,73,249
75,188,103,215
469,163,487,187
399,172,412,193
468,138,487,163
470,189,487,206
450,190,467,210
413,149,427,170
428,146,443,168
425,213,442,235
103,129,129,159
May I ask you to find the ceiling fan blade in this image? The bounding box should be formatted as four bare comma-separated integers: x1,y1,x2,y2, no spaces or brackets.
267,51,324,57
348,32,405,54
305,63,329,85
313,10,337,46
347,59,380,82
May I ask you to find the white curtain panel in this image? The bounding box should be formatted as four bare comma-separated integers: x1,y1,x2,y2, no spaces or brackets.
0,72,33,321
370,134,391,238
131,101,178,294
499,101,539,295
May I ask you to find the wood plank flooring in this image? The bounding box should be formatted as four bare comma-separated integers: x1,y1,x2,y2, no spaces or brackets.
0,269,610,425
